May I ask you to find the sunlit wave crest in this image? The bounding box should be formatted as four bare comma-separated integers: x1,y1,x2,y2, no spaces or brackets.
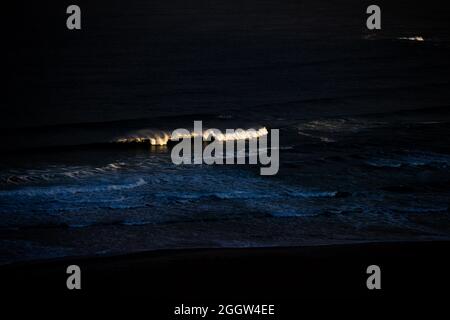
116,127,268,145
397,36,425,42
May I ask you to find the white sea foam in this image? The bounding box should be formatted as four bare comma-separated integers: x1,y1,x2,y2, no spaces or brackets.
0,178,147,197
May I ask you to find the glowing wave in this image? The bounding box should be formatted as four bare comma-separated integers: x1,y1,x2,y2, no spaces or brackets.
116,127,268,146
398,36,425,42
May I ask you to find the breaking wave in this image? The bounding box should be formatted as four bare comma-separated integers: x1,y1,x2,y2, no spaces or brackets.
115,127,269,145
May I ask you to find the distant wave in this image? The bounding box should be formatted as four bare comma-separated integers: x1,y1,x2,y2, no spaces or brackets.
297,118,385,133
363,34,450,46
366,152,450,169
397,36,425,42
296,118,386,143
363,34,427,42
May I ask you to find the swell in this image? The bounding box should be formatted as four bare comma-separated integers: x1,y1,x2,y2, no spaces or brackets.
0,178,147,197
0,113,268,153
0,162,128,186
2,103,449,153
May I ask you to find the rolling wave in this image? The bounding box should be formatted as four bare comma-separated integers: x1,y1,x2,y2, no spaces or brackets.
115,127,269,146
0,113,268,152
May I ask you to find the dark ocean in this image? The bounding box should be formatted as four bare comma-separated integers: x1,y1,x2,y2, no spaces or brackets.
1,0,450,264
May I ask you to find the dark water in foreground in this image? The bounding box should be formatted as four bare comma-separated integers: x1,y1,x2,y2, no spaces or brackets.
1,0,450,263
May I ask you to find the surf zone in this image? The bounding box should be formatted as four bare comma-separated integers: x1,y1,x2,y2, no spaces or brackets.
170,121,279,175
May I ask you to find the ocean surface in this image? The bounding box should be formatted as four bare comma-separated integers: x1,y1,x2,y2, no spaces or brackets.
1,0,450,264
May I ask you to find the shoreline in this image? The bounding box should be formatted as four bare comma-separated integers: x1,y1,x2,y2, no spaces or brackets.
0,238,445,268
2,240,449,299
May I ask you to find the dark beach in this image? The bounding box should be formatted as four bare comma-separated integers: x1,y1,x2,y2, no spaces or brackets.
2,241,449,300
